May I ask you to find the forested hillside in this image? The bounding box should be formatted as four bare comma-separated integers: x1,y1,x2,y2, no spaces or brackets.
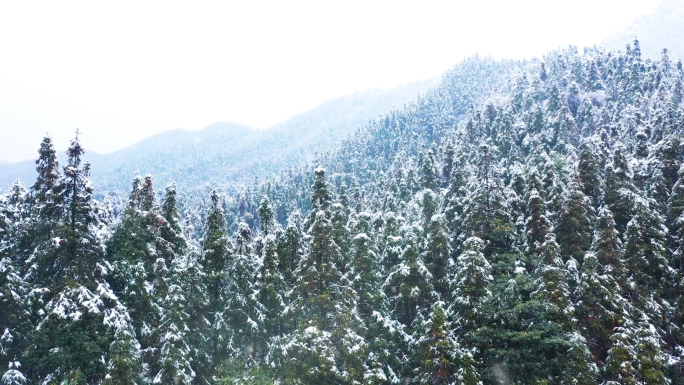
0,79,436,194
2,39,684,384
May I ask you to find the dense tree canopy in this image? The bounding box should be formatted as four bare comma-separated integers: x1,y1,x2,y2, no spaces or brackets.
2,41,684,384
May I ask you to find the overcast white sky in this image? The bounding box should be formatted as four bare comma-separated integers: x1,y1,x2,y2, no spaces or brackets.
0,0,662,163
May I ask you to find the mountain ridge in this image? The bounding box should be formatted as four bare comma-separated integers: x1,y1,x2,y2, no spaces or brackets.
602,0,684,60
0,78,437,193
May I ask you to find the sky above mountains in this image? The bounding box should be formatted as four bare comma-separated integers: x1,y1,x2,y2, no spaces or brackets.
0,0,662,163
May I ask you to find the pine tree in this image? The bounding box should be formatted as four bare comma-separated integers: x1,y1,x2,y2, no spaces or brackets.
382,240,436,362
667,164,684,241
31,136,64,237
160,184,187,257
183,254,210,385
349,212,381,320
1,362,26,385
441,141,455,188
633,316,669,385
561,331,598,385
461,142,515,264
0,258,28,380
525,188,551,256
257,234,286,342
450,236,492,357
380,211,403,275
257,196,276,238
413,303,479,385
421,213,451,301
595,207,627,287
29,134,142,383
285,169,365,384
226,222,259,360
306,168,333,228
624,199,671,314
577,141,602,207
202,191,231,312
330,203,350,273
604,322,639,385
576,251,625,365
533,234,574,322
419,149,438,191
604,146,635,233
103,306,144,385
556,181,595,263
277,211,303,288
106,176,166,379
155,256,195,385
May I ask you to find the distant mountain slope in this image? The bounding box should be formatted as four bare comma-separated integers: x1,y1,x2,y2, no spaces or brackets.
0,79,437,194
603,0,684,61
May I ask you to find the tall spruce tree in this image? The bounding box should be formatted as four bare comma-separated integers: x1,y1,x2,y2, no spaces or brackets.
29,134,142,383
413,303,479,385
201,190,232,367
285,169,365,384
556,181,595,263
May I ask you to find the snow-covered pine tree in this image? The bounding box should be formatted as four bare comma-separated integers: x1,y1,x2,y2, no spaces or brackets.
30,136,64,246
257,233,286,354
155,256,195,385
624,199,671,314
349,211,381,321
28,134,142,383
532,233,574,323
604,145,636,233
460,142,515,273
226,221,260,360
577,140,602,208
556,181,595,264
0,257,28,381
412,302,479,385
284,169,366,384
421,210,451,302
276,210,303,289
449,236,491,378
524,188,551,256
200,190,233,373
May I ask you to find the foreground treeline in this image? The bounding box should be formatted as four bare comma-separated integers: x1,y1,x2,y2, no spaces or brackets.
2,39,684,384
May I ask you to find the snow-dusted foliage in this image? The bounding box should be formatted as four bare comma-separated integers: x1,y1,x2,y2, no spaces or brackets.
3,40,684,384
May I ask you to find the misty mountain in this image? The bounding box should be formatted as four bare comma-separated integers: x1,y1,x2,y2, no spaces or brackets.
603,0,684,60
0,78,437,194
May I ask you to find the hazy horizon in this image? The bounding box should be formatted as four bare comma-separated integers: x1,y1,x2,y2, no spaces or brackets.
0,0,662,163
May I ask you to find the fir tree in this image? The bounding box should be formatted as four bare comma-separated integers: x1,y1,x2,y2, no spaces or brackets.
461,142,515,264
533,234,574,323
0,258,28,380
277,211,304,288
349,212,381,320
556,181,595,263
29,134,142,383
31,136,64,233
604,146,635,233
421,213,451,301
226,222,259,360
578,141,602,207
450,236,492,335
666,164,684,241
604,322,639,385
413,303,479,385
155,257,195,385
525,188,551,256
624,199,671,313
257,234,286,342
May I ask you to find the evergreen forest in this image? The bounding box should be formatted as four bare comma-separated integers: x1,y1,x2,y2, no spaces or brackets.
2,40,684,384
